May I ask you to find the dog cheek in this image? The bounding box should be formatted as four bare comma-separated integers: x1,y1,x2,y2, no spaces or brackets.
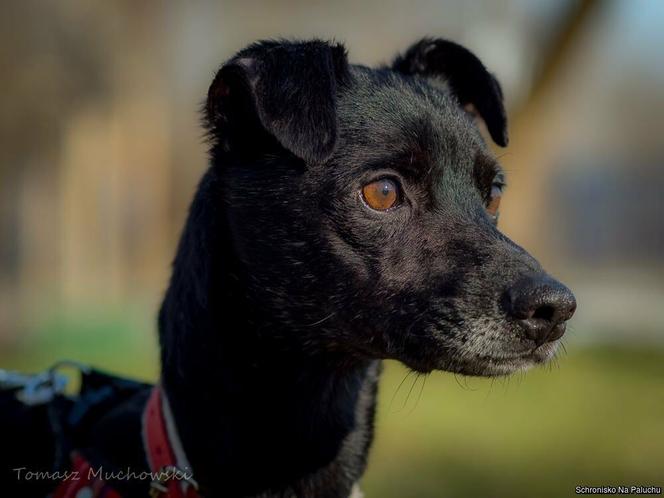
322,229,372,284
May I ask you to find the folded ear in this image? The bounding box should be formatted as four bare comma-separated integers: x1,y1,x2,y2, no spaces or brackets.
392,38,508,147
205,40,350,164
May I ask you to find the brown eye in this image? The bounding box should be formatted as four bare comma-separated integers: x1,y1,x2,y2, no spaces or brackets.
486,184,502,218
362,178,399,211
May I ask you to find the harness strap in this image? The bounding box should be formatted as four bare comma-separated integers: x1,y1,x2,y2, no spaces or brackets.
143,386,200,498
52,452,122,498
52,382,200,497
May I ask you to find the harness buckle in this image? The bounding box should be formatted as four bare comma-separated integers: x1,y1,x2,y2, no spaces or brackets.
149,465,199,497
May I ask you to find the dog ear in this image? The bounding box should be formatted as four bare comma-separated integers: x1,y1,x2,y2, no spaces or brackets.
392,38,508,147
205,40,350,164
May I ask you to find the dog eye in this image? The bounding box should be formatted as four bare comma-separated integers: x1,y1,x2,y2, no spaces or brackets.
362,178,400,211
486,183,502,220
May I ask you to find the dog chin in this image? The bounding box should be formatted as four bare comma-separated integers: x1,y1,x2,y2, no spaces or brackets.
445,341,561,377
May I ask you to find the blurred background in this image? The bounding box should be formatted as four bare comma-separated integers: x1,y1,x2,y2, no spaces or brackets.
1,0,663,496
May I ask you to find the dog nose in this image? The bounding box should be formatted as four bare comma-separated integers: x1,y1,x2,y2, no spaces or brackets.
505,274,577,346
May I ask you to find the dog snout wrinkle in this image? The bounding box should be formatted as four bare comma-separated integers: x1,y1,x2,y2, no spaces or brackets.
505,274,576,346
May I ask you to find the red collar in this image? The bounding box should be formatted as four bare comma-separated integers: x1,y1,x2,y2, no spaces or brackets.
54,386,201,498
142,386,201,498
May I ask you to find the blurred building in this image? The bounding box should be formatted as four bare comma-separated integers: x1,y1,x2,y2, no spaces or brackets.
1,0,663,346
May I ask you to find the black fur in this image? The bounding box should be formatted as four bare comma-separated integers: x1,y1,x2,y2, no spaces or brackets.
392,38,508,146
2,38,575,498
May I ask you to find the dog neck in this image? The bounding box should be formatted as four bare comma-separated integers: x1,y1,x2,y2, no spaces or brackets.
158,169,377,497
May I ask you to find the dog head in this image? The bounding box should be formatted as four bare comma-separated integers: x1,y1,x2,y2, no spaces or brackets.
202,39,576,376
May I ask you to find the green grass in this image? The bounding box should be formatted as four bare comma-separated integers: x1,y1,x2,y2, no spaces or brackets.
1,305,159,381
2,311,663,497
364,347,664,497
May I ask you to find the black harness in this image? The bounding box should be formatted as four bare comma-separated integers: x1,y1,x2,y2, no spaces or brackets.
1,363,151,496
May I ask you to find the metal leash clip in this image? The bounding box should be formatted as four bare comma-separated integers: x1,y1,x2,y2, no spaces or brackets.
0,360,90,406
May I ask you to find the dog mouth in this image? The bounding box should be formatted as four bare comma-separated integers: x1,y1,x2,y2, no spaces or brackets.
398,332,562,377
465,341,561,377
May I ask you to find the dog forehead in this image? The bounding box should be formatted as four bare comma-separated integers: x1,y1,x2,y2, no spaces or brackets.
335,66,486,173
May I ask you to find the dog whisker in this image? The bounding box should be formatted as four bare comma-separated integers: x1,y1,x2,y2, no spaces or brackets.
401,372,421,413
407,373,428,415
388,370,416,413
305,312,336,327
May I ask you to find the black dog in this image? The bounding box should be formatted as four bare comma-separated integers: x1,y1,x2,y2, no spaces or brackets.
2,38,576,498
